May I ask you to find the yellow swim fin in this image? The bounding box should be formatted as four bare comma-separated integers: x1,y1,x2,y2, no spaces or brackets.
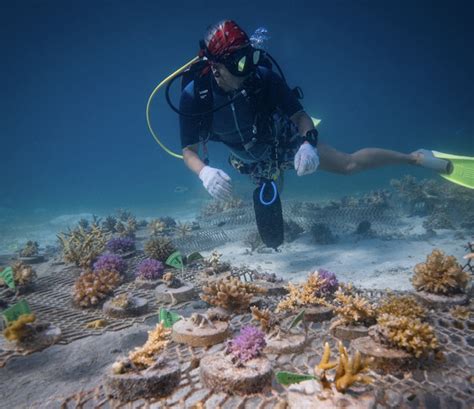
432,151,474,189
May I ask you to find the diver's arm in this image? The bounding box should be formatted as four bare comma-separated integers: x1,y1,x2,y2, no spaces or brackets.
182,144,206,176
290,110,315,140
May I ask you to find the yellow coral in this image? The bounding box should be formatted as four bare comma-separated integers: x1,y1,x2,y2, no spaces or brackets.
412,249,470,295
85,319,108,329
376,314,438,357
377,294,426,320
276,274,329,313
201,276,266,312
334,342,372,392
332,286,376,327
3,314,36,342
128,323,170,369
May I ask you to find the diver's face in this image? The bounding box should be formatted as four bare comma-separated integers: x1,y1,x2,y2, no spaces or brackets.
211,63,246,92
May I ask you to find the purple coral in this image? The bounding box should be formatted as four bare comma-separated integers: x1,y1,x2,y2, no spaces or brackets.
314,269,339,296
226,325,266,362
93,254,126,275
106,237,136,254
136,258,164,280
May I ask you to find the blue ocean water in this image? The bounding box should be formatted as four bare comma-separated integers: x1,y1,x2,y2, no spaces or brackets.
1,0,473,249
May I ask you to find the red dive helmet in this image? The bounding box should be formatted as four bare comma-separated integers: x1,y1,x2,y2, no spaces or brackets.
201,20,262,77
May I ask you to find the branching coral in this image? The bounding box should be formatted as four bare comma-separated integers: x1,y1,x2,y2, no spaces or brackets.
106,237,135,254
19,241,39,257
149,219,167,237
57,224,108,269
11,261,37,286
450,305,471,320
174,222,192,238
201,276,266,312
377,294,426,320
73,270,122,307
226,326,266,364
110,293,133,309
93,254,126,275
3,314,37,342
331,285,376,327
251,306,280,333
276,274,329,313
314,342,372,393
135,258,164,280
200,197,243,218
144,237,177,262
412,249,470,295
128,323,170,370
371,314,438,358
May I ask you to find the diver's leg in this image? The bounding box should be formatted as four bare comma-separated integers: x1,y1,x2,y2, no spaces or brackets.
317,142,417,175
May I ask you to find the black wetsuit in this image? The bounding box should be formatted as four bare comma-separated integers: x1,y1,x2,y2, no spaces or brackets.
179,67,303,167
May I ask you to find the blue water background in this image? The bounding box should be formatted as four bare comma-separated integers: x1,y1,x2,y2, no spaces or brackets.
1,0,473,225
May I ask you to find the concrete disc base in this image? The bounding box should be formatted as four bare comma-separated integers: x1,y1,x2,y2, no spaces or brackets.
330,324,369,341
103,296,148,318
14,324,62,352
172,318,230,347
104,361,180,401
414,290,468,310
135,278,161,290
155,283,195,304
200,352,272,394
352,336,416,373
265,333,306,354
304,306,333,323
288,379,375,409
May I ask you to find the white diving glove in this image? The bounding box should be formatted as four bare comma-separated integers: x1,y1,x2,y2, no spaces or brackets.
294,142,320,176
199,165,232,201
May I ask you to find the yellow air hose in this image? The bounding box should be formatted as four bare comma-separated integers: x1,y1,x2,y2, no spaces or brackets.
146,56,201,160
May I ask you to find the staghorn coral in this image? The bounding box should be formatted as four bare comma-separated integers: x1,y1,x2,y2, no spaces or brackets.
102,216,118,233
57,224,108,269
149,219,167,237
371,314,438,358
73,270,122,307
412,249,470,295
314,342,372,393
3,314,37,342
331,285,376,327
135,258,164,280
201,276,266,312
226,325,266,364
276,274,329,313
144,237,177,262
251,306,280,333
377,294,426,320
128,323,170,370
11,261,37,286
106,237,135,254
93,254,126,275
19,241,39,257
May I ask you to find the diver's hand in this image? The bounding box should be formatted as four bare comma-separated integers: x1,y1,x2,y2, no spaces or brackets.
199,166,232,201
294,142,320,176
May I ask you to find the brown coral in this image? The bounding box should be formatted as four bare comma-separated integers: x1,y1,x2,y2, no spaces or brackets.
276,274,329,313
73,270,122,307
201,276,266,312
57,224,108,269
377,294,426,320
372,314,438,358
144,237,176,262
331,285,376,327
128,323,170,370
11,261,37,286
251,306,280,333
3,314,37,342
412,249,470,295
450,306,471,320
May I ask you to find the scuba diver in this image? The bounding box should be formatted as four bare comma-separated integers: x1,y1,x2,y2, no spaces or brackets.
148,20,473,249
